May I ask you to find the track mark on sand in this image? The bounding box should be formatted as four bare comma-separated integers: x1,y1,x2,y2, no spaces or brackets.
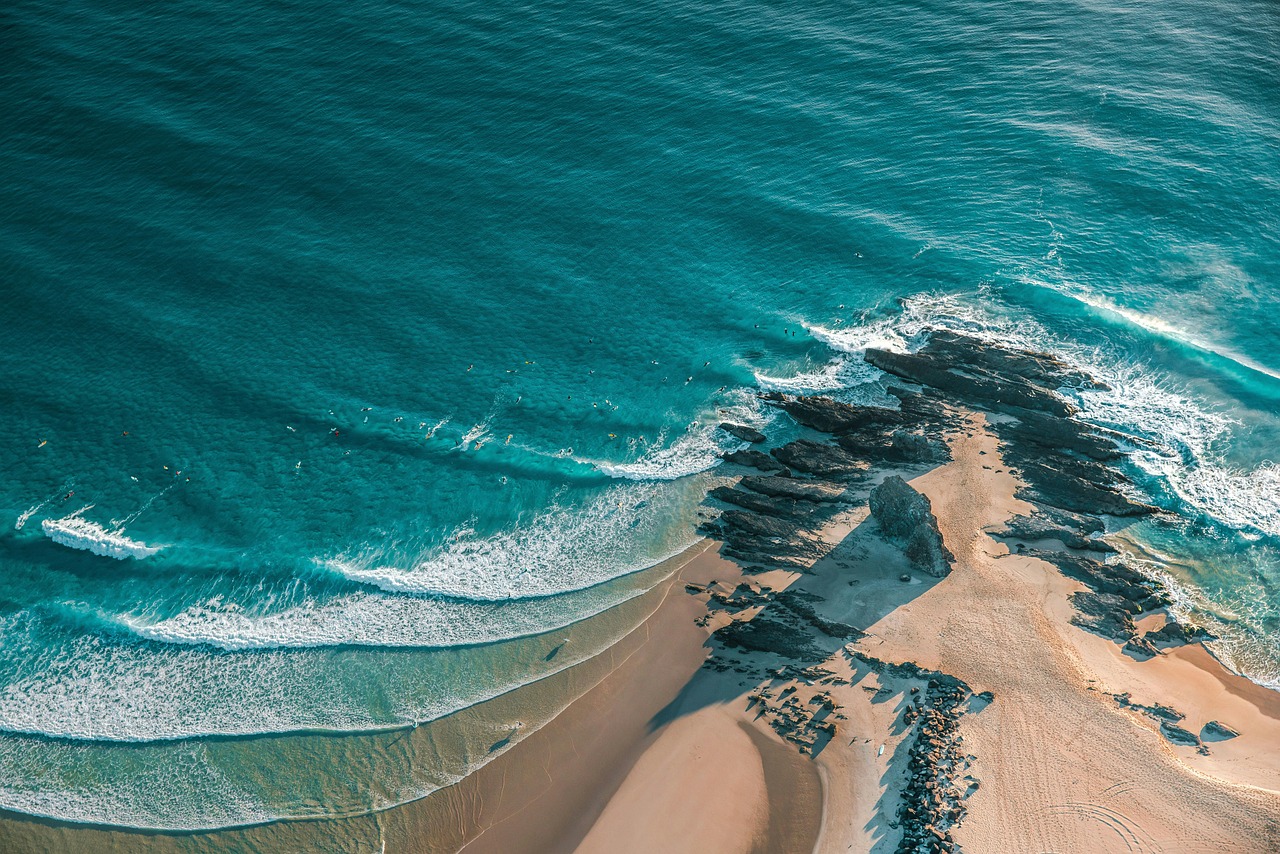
1042,802,1162,853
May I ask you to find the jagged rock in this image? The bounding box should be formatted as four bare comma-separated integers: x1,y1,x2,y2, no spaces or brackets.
717,510,803,540
836,428,949,465
1203,720,1240,740
721,448,785,470
1113,693,1185,722
739,475,846,503
865,347,1076,418
998,506,1115,552
771,440,870,477
1144,618,1216,646
1123,634,1161,658
1070,591,1137,639
918,330,1106,392
1160,721,1201,746
709,485,816,519
719,422,767,443
762,392,903,434
775,589,863,640
994,409,1124,461
870,476,954,577
714,615,821,659
1011,457,1156,518
1033,550,1167,610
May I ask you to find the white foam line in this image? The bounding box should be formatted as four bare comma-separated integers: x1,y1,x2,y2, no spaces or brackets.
41,507,163,560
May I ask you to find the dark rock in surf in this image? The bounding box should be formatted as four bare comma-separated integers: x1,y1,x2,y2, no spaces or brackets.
719,422,767,443
761,393,903,434
865,347,1077,418
721,448,785,471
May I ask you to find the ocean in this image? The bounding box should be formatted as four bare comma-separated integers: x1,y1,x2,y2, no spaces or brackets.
2,0,1278,831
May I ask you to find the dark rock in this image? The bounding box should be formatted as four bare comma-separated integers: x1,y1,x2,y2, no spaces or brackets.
918,330,1105,392
719,422,767,444
718,510,799,540
1144,618,1217,646
865,347,1076,418
709,485,823,521
997,506,1114,552
1123,634,1161,658
1070,591,1137,639
1160,721,1201,747
714,616,821,660
837,428,949,465
763,393,904,434
1010,456,1156,518
721,448,785,471
739,475,846,503
1034,550,1166,609
994,409,1124,462
870,476,954,577
772,439,870,477
775,589,863,641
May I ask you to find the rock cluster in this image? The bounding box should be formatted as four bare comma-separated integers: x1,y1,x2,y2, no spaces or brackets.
870,476,954,578
894,678,975,854
747,685,841,755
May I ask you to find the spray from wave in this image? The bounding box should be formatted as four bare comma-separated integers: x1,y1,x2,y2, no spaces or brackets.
41,507,163,560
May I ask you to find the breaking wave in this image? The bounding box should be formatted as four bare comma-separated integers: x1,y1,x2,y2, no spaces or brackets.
41,508,163,560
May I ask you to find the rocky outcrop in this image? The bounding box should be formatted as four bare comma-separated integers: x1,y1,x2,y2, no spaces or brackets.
997,506,1115,552
739,475,846,503
771,439,870,477
858,331,1155,520
1030,549,1167,612
720,448,785,471
992,408,1124,462
865,347,1076,418
870,476,954,577
761,392,902,434
719,422,767,443
919,329,1104,392
836,428,949,465
1143,618,1216,647
1160,721,1202,747
1069,591,1138,640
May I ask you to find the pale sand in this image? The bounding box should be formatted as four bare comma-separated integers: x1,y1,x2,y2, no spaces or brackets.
3,412,1279,853
560,411,1280,852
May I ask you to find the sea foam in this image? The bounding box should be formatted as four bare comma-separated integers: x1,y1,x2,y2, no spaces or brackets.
41,509,162,560
322,480,702,600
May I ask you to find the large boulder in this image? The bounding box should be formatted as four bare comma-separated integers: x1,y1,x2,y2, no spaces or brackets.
869,476,954,577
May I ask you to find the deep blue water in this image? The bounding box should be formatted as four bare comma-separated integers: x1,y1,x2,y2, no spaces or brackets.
2,0,1278,829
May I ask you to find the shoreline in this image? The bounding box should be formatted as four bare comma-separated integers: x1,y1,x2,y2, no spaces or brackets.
4,334,1280,852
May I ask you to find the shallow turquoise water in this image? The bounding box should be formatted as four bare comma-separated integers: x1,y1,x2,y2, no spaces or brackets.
2,0,1278,828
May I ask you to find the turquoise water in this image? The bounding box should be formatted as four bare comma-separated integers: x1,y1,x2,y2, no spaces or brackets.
2,0,1278,829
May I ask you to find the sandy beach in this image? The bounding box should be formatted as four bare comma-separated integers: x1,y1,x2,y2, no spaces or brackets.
7,410,1278,853
5,340,1280,853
